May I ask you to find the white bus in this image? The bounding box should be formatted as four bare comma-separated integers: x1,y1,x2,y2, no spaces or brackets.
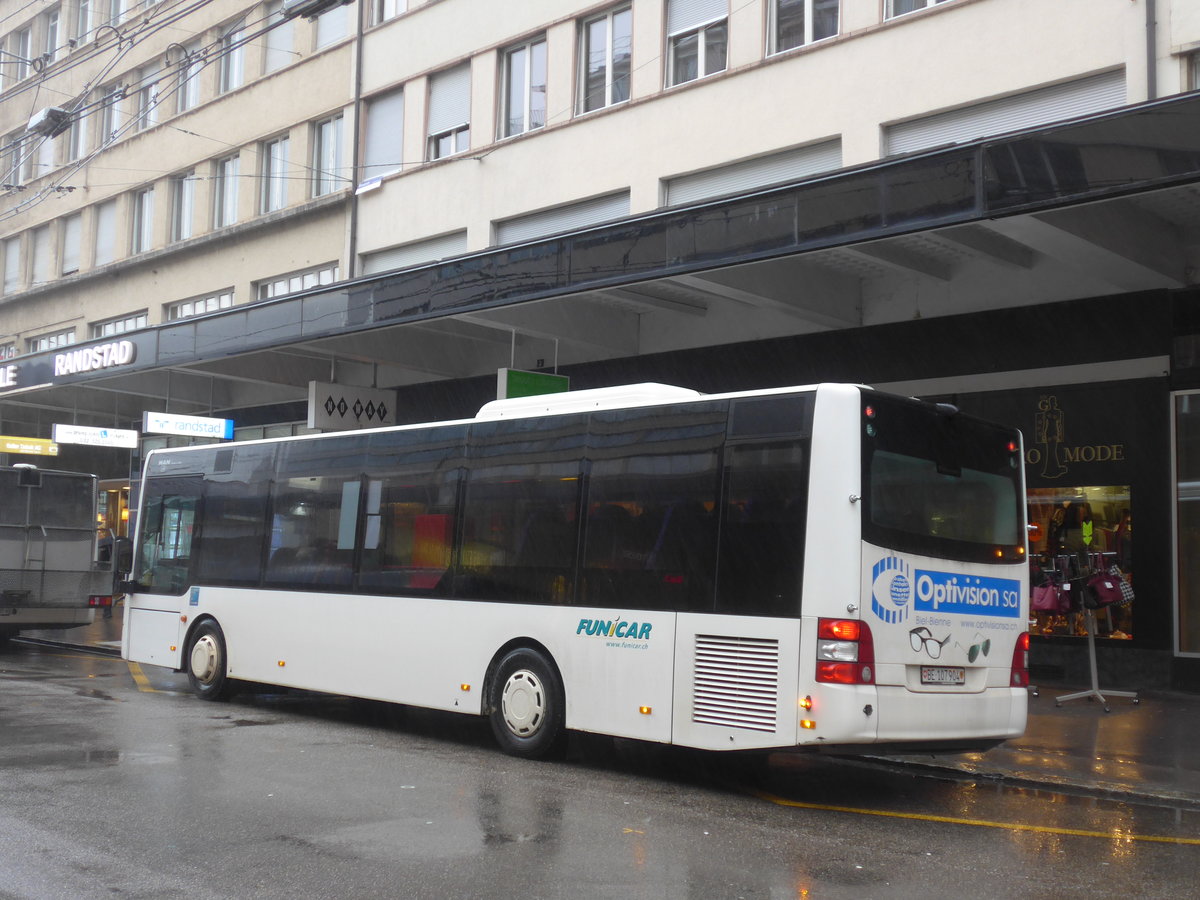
121,383,1029,758
1,465,116,644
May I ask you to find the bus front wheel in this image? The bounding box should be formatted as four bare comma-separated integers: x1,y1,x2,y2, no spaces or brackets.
488,648,566,759
186,620,233,701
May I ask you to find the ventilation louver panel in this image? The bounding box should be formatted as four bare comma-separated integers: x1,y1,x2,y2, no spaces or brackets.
692,635,780,733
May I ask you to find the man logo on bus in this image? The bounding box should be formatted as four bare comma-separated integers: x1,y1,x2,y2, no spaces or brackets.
871,556,912,624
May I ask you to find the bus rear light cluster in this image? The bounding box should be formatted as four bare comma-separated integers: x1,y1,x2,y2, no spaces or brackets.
1010,632,1030,687
87,595,111,607
816,618,875,685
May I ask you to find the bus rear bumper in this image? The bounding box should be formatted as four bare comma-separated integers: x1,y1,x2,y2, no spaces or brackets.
871,684,1028,748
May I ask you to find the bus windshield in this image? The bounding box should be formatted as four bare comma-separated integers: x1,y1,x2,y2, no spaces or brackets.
861,392,1024,563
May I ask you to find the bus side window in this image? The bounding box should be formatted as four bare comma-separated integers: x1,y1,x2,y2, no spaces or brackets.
582,451,719,612
715,443,809,617
357,471,459,595
265,476,357,589
457,462,580,604
137,480,201,595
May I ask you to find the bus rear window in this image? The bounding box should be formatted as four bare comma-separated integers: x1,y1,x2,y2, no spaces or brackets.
862,393,1024,563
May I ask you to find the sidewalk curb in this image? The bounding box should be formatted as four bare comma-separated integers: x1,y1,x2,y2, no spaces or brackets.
846,754,1200,811
14,636,121,658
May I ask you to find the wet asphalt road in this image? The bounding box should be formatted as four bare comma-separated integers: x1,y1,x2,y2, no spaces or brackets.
2,641,1199,899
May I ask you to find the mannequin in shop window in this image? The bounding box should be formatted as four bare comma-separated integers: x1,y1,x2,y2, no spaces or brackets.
1115,509,1132,573
1049,498,1092,559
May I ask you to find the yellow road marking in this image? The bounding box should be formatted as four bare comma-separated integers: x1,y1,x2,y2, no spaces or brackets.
755,790,1200,846
127,661,158,693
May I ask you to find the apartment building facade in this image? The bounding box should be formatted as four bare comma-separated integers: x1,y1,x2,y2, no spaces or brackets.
2,0,1200,687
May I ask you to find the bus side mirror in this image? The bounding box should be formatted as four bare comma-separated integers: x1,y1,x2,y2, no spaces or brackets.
114,537,133,575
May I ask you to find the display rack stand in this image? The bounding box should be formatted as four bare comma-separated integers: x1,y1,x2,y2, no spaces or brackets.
1055,607,1138,712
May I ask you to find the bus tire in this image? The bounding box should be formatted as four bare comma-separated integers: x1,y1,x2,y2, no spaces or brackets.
488,648,566,760
186,620,234,701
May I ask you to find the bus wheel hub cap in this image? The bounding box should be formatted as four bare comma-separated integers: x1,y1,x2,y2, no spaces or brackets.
501,671,544,736
191,635,218,684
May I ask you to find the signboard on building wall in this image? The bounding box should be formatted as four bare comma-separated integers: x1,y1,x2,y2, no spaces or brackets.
51,424,139,448
307,381,397,431
497,368,569,400
142,411,234,440
0,435,58,456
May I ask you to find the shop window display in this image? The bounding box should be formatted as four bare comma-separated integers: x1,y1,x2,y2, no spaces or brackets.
1027,485,1132,639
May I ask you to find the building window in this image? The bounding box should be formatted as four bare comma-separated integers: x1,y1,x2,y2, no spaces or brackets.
371,0,404,26
94,198,117,264
219,21,245,93
99,84,123,143
66,115,87,162
31,226,51,285
27,329,76,353
667,1,727,86
1189,51,1200,92
3,236,21,293
135,65,160,131
3,131,24,187
213,154,239,227
427,64,470,160
886,0,951,19
176,41,202,113
771,0,838,55
170,172,194,241
91,311,147,338
500,36,546,138
362,94,401,183
131,186,154,253
166,290,233,321
0,343,15,359
74,0,92,43
257,263,339,300
43,7,62,64
11,27,32,82
578,5,631,113
264,1,293,73
260,135,289,213
61,213,81,274
313,114,344,195
33,135,53,181
315,5,348,48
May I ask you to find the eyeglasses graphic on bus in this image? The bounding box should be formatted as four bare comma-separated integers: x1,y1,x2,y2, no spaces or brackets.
956,634,991,663
909,626,950,659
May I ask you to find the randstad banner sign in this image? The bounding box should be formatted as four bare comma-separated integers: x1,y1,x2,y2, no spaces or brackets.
142,411,234,440
0,335,150,395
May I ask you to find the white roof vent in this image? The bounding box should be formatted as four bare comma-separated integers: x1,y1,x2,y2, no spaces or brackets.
475,383,703,420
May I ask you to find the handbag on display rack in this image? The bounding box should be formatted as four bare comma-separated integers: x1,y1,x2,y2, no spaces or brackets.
1107,565,1135,604
1031,582,1063,612
1085,571,1126,609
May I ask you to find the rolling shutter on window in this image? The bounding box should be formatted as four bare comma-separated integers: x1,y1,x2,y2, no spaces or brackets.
663,139,842,207
667,0,727,34
427,65,471,136
494,192,631,246
364,90,404,181
883,70,1126,157
361,231,469,275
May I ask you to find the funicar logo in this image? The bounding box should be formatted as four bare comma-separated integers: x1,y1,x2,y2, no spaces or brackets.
576,618,652,640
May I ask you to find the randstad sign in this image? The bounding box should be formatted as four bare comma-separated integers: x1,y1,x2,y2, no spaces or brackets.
142,411,234,440
54,340,136,376
0,337,144,394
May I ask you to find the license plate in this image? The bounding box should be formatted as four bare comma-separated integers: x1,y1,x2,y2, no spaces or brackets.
921,665,965,685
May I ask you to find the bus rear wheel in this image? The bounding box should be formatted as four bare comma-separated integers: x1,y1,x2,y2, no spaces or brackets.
488,648,566,759
187,620,234,701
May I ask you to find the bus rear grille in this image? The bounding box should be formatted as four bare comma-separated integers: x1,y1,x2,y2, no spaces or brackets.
692,635,780,733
